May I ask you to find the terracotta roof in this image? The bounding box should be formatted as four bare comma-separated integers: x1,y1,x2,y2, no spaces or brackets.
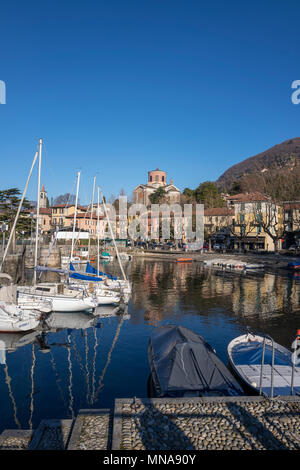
51,204,75,208
204,207,234,216
283,203,300,210
227,192,269,202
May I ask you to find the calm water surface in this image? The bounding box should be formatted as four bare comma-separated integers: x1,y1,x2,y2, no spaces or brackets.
0,258,300,433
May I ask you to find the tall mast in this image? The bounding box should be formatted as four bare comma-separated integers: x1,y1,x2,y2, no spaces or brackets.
88,176,96,256
0,150,38,272
99,188,127,281
33,138,42,285
71,171,81,261
97,186,100,274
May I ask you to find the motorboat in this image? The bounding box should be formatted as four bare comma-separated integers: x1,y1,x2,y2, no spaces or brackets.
17,283,97,313
227,333,300,397
148,325,244,398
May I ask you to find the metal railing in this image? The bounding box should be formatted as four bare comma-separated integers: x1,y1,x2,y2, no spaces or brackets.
259,334,275,399
291,331,300,396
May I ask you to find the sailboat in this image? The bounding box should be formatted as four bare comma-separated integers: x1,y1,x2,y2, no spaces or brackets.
63,184,132,305
0,143,50,331
18,168,97,313
0,284,41,333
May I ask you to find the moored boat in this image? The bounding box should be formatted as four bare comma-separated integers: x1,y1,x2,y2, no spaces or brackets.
148,325,244,398
17,283,97,312
227,332,300,397
0,285,41,333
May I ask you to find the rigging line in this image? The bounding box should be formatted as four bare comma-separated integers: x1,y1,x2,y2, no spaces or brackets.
3,363,21,429
92,315,125,404
28,343,36,430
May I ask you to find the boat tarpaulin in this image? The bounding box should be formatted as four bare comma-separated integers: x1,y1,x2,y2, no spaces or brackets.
69,263,103,282
86,262,117,280
148,325,244,397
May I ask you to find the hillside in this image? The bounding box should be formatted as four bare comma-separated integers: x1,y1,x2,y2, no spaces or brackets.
217,138,300,200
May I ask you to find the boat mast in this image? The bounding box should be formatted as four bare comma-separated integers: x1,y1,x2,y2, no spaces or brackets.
99,188,127,281
71,171,81,261
33,138,42,285
88,176,96,256
97,187,100,274
0,150,38,272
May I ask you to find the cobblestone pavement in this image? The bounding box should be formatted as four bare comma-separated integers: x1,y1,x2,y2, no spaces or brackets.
75,414,112,450
119,399,300,450
0,435,32,450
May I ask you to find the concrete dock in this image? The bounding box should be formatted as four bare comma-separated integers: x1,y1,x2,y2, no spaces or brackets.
1,396,300,450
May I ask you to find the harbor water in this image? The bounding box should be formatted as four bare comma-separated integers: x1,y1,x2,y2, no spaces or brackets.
0,258,299,433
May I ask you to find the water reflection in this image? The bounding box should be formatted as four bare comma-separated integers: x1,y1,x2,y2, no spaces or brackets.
0,259,299,433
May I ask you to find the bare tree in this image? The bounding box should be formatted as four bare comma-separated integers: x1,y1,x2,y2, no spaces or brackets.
252,201,285,252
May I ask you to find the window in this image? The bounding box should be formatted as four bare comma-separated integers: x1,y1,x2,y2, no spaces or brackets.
240,214,245,222
150,175,152,182
162,175,165,182
155,175,159,182
241,203,245,211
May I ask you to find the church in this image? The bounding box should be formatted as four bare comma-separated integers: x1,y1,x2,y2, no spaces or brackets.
133,169,180,207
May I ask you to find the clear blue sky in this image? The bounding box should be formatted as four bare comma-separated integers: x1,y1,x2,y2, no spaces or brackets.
0,0,300,204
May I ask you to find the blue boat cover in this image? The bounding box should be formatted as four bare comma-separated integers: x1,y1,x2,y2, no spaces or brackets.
232,341,293,367
69,262,103,282
85,262,117,281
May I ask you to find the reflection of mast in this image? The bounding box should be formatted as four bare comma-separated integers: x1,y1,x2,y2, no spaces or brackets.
90,326,99,405
49,350,68,410
92,315,125,403
67,333,74,419
84,330,90,404
28,344,36,429
3,363,21,429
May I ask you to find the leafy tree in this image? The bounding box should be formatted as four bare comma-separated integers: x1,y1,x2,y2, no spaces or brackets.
0,188,33,240
149,187,167,205
183,182,225,208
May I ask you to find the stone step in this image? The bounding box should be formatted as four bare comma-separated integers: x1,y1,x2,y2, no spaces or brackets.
0,429,34,450
28,419,73,450
67,409,112,450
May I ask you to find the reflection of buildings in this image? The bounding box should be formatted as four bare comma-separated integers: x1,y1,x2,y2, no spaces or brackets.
231,273,300,319
131,259,300,326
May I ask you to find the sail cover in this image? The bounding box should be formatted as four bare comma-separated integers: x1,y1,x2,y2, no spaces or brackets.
86,262,117,280
69,263,103,282
148,325,244,397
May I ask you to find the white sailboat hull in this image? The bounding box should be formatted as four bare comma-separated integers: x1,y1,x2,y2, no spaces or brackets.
17,290,96,313
0,304,40,333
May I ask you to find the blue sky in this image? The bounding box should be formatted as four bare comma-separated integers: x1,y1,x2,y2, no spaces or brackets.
0,0,299,204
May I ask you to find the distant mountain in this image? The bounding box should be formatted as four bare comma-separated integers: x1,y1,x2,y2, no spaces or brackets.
216,138,300,200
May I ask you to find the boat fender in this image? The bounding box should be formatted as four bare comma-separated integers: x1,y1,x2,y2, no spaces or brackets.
89,282,94,294
251,382,257,388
